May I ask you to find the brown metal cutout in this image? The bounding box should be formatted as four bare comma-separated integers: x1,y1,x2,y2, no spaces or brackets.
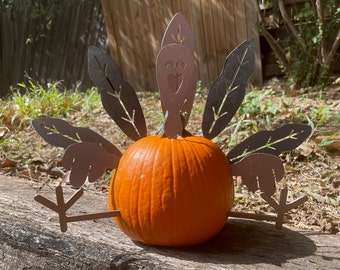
161,12,195,53
260,188,308,229
32,117,122,157
227,124,312,164
32,13,313,235
156,44,197,138
62,142,120,188
88,46,147,141
230,153,284,196
35,185,120,232
202,39,255,139
229,187,308,229
230,153,308,229
158,12,197,133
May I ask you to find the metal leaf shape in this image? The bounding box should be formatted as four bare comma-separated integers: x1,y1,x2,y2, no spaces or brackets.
88,46,147,141
156,44,197,138
161,12,195,52
63,142,120,188
227,124,312,164
32,117,122,157
231,153,284,196
202,39,255,139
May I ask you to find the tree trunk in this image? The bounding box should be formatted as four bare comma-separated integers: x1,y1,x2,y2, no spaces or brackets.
277,0,307,53
254,0,293,76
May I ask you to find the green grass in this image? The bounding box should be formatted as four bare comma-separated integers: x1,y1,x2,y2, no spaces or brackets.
0,80,102,160
0,80,101,129
1,79,337,150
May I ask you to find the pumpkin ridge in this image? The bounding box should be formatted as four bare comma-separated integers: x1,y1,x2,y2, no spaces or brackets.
186,138,206,181
167,138,186,243
111,164,131,239
181,139,198,239
148,139,157,243
169,138,177,242
184,138,215,237
150,136,167,243
127,149,141,241
127,152,134,239
187,137,231,241
174,137,191,241
136,141,149,242
121,140,151,242
144,136,164,243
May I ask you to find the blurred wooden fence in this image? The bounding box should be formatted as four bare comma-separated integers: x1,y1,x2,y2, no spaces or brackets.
0,0,107,97
101,0,262,92
0,0,263,97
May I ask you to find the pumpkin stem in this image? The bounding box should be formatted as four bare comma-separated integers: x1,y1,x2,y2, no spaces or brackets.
156,110,192,138
156,111,169,136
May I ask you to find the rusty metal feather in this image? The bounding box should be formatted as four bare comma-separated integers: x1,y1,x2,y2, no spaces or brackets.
62,142,120,188
202,39,255,139
32,117,122,157
227,124,312,164
231,153,285,196
88,46,147,141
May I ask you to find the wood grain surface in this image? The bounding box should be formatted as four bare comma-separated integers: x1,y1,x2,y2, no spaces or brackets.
0,175,339,269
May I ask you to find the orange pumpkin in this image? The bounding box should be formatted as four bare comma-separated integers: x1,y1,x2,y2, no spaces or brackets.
108,135,234,246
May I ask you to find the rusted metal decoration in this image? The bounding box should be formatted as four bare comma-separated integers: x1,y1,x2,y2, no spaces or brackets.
230,153,285,196
88,46,147,141
227,124,312,163
228,187,308,229
32,117,122,187
202,39,255,140
229,152,308,229
32,117,121,155
62,142,120,188
157,13,197,135
227,124,312,227
156,44,196,138
34,186,120,232
161,13,195,52
32,12,312,234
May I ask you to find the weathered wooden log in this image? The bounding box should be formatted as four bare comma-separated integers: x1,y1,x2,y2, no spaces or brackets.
0,175,339,269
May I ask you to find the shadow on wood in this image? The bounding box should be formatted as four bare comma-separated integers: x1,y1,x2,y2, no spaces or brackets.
0,175,339,269
136,219,317,267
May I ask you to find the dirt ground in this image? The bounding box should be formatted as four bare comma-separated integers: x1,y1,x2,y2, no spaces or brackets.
0,78,339,235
